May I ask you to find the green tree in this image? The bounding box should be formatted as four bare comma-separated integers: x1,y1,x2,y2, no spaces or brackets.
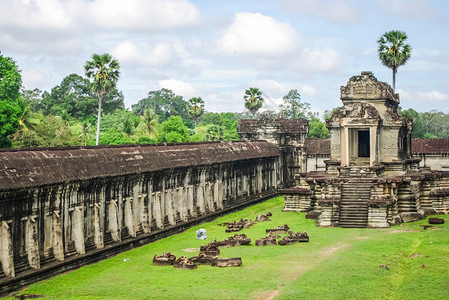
159,116,188,143
77,121,92,146
308,117,330,138
244,87,264,117
377,30,411,91
41,74,124,120
0,100,22,147
188,97,204,134
206,124,223,141
280,89,315,119
85,53,120,145
142,108,158,139
0,53,22,147
132,89,190,123
21,88,45,113
0,53,22,102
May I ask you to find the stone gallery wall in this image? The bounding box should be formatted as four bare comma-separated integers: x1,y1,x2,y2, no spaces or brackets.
0,141,281,293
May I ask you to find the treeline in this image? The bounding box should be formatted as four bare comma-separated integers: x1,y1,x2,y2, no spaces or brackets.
400,108,449,138
3,51,448,149
14,80,245,147
13,79,328,147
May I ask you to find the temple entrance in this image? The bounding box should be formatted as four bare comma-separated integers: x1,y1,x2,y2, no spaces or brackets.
358,130,370,157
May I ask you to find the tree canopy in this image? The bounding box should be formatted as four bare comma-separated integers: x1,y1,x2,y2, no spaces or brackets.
244,87,264,117
377,30,411,91
0,53,22,147
132,88,190,123
188,97,205,134
85,53,120,145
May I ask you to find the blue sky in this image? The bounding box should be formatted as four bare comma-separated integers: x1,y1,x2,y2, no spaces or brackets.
1,0,448,117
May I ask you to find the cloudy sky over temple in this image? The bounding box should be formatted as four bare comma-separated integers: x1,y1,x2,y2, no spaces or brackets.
1,0,448,116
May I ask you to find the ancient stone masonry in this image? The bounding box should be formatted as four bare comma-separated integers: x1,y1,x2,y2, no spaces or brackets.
0,141,282,293
283,72,449,228
238,117,309,187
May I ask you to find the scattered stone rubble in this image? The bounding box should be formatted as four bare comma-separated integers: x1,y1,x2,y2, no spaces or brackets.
174,256,197,269
212,257,243,267
278,231,309,245
257,225,309,246
255,235,277,246
155,233,250,269
153,252,176,266
266,224,290,235
220,212,272,232
428,218,445,224
199,242,220,256
154,223,309,269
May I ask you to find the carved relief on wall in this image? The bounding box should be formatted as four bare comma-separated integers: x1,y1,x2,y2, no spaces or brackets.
340,71,398,101
330,143,341,155
328,101,380,124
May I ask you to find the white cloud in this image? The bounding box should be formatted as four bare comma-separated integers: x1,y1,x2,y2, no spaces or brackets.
158,79,196,98
21,69,45,89
0,0,84,54
301,85,317,97
377,0,435,19
280,0,363,25
0,0,76,30
89,0,200,31
216,12,300,58
295,48,342,73
111,41,178,67
397,89,449,102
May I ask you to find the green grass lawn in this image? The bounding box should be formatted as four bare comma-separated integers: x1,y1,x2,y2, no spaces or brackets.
8,196,449,300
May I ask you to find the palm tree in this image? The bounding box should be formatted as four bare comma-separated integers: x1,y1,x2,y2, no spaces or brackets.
78,121,92,146
377,30,411,91
188,97,204,134
84,53,120,145
244,87,264,117
16,97,40,131
142,108,158,139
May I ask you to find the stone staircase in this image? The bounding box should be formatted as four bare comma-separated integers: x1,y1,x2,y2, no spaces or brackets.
339,179,372,228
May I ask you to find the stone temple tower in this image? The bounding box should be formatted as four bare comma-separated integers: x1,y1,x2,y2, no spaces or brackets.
326,71,414,176
283,72,448,228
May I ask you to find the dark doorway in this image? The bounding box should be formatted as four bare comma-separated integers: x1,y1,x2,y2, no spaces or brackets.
358,130,370,157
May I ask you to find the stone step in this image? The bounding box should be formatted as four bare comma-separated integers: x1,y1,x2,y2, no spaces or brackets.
340,211,368,214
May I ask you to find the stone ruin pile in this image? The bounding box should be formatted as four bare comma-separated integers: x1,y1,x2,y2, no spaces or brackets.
153,233,251,269
256,225,309,246
220,212,272,232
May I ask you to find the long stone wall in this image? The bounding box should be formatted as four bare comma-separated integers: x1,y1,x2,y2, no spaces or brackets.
0,141,282,294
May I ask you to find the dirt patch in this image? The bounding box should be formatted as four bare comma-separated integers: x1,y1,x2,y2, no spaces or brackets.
252,290,279,300
182,248,199,252
316,243,350,263
389,229,420,234
251,242,350,299
354,236,369,240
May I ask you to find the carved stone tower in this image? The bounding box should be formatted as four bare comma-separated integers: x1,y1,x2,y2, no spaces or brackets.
326,71,414,176
283,72,448,228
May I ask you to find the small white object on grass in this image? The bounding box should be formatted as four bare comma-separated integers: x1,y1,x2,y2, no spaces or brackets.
196,228,207,240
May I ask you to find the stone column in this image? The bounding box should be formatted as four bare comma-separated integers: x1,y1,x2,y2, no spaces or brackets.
165,190,176,225
51,211,64,261
153,191,164,229
108,200,121,242
72,206,85,255
0,221,15,277
124,197,136,237
370,126,378,167
187,185,195,218
177,187,188,222
26,216,40,269
93,203,104,249
341,126,349,167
